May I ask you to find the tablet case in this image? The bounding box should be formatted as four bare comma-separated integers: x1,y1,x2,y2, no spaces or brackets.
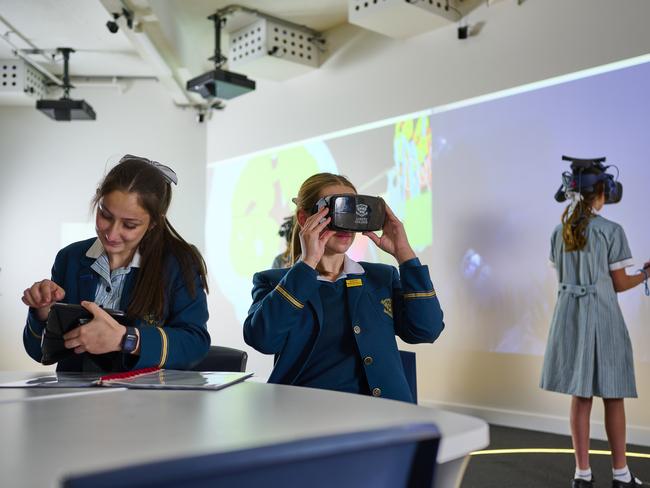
42,303,129,366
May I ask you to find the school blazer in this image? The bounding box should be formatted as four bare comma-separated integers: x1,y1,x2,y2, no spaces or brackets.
244,259,444,402
23,238,210,372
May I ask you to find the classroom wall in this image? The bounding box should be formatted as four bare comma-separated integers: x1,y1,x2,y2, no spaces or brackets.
0,80,206,371
205,0,650,443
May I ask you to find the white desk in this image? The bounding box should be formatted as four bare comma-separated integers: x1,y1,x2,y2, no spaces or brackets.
0,372,488,488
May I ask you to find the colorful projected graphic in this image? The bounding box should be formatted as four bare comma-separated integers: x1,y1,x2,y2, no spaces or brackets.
206,142,338,321
387,116,433,251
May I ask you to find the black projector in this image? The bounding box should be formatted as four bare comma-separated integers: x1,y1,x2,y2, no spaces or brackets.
186,68,255,100
36,98,96,121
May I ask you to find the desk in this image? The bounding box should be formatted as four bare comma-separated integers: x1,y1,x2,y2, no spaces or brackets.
0,372,488,488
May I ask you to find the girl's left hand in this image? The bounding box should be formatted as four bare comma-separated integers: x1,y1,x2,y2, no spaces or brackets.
63,301,125,355
363,202,416,264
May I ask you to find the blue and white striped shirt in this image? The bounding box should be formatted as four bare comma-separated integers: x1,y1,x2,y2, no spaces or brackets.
86,239,141,310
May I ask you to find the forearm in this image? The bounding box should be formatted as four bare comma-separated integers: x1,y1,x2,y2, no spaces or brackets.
23,310,45,362
611,268,648,293
394,261,445,343
244,262,319,353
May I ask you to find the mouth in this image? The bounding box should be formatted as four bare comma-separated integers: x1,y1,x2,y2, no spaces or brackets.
103,238,122,247
334,232,353,238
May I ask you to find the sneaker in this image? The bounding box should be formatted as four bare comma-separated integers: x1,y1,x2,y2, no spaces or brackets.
573,478,594,488
612,474,643,487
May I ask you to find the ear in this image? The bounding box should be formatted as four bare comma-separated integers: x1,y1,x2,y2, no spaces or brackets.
296,209,309,227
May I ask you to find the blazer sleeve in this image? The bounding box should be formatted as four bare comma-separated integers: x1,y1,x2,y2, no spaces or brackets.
134,264,211,370
22,247,69,363
391,258,445,344
243,261,320,354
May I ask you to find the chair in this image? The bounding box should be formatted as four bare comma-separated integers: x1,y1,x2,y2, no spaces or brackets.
62,422,440,488
190,345,248,372
399,350,418,404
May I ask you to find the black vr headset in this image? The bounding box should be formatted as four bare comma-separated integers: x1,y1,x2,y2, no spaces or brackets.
554,155,622,205
312,194,386,232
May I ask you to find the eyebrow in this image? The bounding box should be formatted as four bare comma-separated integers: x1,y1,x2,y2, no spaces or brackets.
98,204,145,224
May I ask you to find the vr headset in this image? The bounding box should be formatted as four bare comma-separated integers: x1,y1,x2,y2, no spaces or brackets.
554,155,622,205
312,194,386,232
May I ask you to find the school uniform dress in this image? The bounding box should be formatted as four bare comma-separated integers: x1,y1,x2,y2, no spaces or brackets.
23,237,211,372
540,215,637,398
244,255,445,403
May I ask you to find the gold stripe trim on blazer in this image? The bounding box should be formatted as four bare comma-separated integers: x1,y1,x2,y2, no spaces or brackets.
156,327,169,367
403,289,437,299
275,285,304,309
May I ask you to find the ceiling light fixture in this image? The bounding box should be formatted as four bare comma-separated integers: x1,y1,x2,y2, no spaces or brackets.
36,48,96,121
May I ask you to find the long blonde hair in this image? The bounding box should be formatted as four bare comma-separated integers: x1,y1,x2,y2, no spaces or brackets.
561,179,604,252
290,173,356,264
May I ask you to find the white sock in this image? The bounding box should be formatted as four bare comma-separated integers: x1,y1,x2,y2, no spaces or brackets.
575,467,592,481
613,466,632,483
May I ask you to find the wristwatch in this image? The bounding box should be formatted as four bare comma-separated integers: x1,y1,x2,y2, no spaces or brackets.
120,327,138,354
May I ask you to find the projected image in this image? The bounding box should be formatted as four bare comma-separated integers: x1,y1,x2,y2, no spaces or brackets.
428,60,650,358
206,115,434,326
206,59,650,368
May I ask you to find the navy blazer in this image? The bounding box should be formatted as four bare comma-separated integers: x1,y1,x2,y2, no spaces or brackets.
23,238,210,372
244,259,444,402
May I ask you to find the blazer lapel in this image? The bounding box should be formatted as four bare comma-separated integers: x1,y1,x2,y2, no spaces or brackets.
307,286,324,329
344,275,365,324
77,258,98,303
119,268,138,312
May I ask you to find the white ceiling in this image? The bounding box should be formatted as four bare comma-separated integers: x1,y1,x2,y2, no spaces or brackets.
0,0,502,107
0,0,349,78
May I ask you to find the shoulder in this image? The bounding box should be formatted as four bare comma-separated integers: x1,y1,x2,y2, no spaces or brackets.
253,267,289,286
358,261,396,280
590,215,625,235
55,237,97,262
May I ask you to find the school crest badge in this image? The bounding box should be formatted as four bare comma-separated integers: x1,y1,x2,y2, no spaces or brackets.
381,298,393,318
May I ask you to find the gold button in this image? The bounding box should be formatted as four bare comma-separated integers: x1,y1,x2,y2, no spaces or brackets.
363,356,373,366
353,325,361,334
372,387,381,397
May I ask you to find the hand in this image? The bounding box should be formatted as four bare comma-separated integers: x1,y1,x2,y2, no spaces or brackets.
63,301,126,355
363,203,416,264
299,207,336,269
21,279,66,321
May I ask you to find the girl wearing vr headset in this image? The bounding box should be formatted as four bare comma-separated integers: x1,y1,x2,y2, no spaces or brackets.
21,156,211,372
541,160,649,488
244,173,444,403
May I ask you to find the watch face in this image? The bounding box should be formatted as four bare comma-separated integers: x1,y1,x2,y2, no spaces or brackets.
122,329,138,353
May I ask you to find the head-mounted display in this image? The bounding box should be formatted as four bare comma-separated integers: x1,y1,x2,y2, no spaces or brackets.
554,155,622,205
312,194,386,232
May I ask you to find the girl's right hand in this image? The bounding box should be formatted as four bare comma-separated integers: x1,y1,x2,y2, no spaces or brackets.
21,279,66,322
299,207,335,269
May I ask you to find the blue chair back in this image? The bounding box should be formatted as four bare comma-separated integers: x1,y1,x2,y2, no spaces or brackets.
190,345,248,372
62,423,439,488
399,350,417,403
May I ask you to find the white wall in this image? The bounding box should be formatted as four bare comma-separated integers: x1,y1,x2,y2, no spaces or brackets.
205,0,650,443
0,80,206,370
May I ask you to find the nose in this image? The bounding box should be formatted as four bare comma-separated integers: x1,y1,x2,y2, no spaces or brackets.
105,222,120,241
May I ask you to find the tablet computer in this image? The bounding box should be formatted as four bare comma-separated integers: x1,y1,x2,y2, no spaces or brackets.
42,303,129,365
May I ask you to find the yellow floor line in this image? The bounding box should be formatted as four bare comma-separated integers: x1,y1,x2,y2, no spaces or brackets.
470,448,650,459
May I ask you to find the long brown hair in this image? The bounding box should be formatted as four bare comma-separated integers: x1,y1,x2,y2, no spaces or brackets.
289,173,356,264
561,177,604,252
93,157,208,320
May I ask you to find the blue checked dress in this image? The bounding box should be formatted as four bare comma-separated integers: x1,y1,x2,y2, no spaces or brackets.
540,215,637,398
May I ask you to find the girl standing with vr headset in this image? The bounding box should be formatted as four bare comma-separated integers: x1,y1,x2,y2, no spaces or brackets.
244,172,444,403
541,157,649,488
